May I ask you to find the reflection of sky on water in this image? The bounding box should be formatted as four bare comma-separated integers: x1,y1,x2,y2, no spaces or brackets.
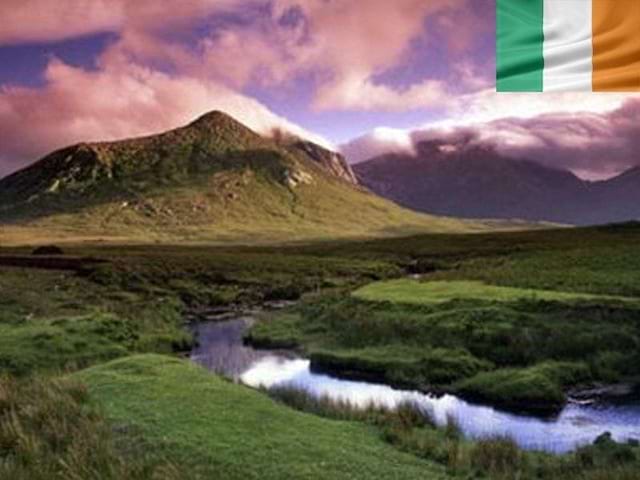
240,356,640,453
193,319,640,454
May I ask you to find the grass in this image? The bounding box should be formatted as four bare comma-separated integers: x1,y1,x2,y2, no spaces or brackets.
308,345,492,388
0,266,191,375
0,112,490,245
454,362,592,411
4,227,640,406
74,354,448,479
0,374,188,479
0,243,405,376
264,385,640,480
0,314,129,375
296,222,640,297
0,170,482,245
249,287,640,411
75,355,632,480
353,279,630,305
2,224,640,476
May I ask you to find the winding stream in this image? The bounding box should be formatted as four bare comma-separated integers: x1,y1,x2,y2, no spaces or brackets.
190,316,640,454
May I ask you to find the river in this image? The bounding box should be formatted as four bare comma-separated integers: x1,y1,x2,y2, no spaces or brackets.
190,316,640,454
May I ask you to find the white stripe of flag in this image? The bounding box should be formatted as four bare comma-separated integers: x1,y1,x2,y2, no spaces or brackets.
542,0,593,91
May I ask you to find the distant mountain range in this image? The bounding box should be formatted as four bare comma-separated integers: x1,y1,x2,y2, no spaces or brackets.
354,140,640,225
0,112,486,243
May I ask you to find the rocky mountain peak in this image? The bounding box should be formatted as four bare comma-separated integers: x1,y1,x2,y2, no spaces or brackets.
291,141,358,185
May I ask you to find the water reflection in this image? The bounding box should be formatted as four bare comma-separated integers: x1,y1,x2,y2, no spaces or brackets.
191,319,640,454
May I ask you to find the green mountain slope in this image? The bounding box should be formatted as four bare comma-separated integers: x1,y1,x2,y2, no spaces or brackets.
0,111,490,244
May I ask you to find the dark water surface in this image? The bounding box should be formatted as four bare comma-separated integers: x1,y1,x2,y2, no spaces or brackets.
190,318,640,454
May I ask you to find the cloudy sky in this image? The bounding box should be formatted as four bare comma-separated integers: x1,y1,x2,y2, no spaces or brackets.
0,0,638,180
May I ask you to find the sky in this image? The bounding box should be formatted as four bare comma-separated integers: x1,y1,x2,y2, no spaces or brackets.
0,0,639,180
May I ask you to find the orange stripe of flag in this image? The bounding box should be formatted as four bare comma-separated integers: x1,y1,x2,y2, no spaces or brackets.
592,0,640,91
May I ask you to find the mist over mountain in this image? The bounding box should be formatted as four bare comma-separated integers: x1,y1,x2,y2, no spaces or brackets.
354,140,640,225
0,111,482,243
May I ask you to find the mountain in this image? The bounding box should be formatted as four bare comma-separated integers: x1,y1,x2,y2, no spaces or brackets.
0,112,485,244
587,167,640,224
354,140,640,225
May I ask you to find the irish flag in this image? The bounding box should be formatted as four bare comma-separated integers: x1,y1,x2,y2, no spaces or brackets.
497,0,640,92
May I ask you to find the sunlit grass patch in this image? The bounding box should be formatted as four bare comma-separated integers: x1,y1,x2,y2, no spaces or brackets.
75,354,445,479
353,279,632,305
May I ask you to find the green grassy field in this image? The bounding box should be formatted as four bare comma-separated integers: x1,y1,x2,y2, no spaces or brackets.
246,225,640,412
2,355,637,480
0,265,191,375
2,224,640,477
250,290,640,411
353,279,629,305
73,354,447,479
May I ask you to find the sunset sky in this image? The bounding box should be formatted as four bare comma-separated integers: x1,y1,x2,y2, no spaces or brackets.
1,0,639,180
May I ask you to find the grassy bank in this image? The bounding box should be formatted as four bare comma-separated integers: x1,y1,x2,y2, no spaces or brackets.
248,225,640,412
0,374,189,479
266,386,640,480
2,355,637,480
250,288,640,411
74,354,447,479
0,243,399,375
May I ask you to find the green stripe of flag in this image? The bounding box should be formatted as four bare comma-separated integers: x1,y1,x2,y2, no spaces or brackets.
497,0,544,92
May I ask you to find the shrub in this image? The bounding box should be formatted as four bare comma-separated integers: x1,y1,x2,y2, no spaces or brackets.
0,375,187,479
32,245,64,256
456,366,566,412
264,284,303,301
267,385,434,430
470,437,523,476
393,401,433,430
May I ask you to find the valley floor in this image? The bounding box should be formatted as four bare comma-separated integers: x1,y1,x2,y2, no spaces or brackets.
1,224,640,478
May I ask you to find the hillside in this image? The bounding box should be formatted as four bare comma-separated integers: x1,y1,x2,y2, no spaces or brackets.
0,112,485,244
354,140,640,225
588,167,640,225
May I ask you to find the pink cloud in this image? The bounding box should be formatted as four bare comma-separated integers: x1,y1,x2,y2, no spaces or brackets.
342,97,640,179
103,0,467,111
275,0,466,110
453,89,638,125
2,1,480,113
0,0,246,45
313,76,447,112
341,128,414,164
451,60,493,92
0,57,329,178
476,102,640,178
0,0,124,45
